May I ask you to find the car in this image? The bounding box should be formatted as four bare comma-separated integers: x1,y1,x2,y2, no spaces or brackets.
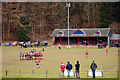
33,41,38,47
5,43,11,46
41,40,48,46
12,41,17,46
19,42,24,45
26,41,32,47
18,42,25,47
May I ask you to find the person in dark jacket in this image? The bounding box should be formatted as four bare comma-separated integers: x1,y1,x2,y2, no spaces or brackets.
90,61,97,78
66,61,72,78
75,61,80,78
20,44,22,48
37,40,40,47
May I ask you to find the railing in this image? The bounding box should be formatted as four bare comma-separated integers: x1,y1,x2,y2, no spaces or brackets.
5,70,48,77
3,70,118,78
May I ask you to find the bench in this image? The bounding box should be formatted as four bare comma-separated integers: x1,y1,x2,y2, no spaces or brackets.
87,70,103,77
60,70,75,77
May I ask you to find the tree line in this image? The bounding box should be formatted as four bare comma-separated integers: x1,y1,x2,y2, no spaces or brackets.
2,2,120,41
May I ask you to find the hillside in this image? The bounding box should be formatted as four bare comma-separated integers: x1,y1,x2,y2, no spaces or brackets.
2,2,120,41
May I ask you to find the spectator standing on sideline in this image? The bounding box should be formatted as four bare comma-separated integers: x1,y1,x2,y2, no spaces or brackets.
37,40,40,47
75,61,80,78
90,61,97,78
60,62,65,78
66,61,72,78
20,44,22,48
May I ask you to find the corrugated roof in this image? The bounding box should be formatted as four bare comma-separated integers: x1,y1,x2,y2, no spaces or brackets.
110,34,120,40
51,28,110,37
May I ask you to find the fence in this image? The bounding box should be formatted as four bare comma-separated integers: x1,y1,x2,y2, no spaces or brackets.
5,70,48,77
4,70,118,78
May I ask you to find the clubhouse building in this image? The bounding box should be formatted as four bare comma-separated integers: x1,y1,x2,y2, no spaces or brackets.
51,28,120,47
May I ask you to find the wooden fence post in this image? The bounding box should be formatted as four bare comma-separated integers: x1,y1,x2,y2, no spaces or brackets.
73,71,75,77
102,71,103,78
87,70,88,77
117,71,119,78
32,70,34,76
6,70,7,76
46,70,47,77
60,71,61,77
19,70,21,76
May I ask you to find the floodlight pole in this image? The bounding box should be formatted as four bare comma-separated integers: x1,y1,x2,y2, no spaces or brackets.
66,3,70,48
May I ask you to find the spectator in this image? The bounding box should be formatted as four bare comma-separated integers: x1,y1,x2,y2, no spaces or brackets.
37,40,40,47
20,44,22,48
90,61,97,78
75,61,80,78
66,61,72,78
60,62,65,78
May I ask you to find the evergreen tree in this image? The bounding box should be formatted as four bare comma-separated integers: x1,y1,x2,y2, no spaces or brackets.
17,16,32,41
99,2,114,28
112,2,120,22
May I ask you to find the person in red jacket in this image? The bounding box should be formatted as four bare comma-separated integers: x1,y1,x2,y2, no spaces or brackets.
60,62,65,78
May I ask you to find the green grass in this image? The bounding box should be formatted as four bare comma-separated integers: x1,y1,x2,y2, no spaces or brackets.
2,46,118,78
